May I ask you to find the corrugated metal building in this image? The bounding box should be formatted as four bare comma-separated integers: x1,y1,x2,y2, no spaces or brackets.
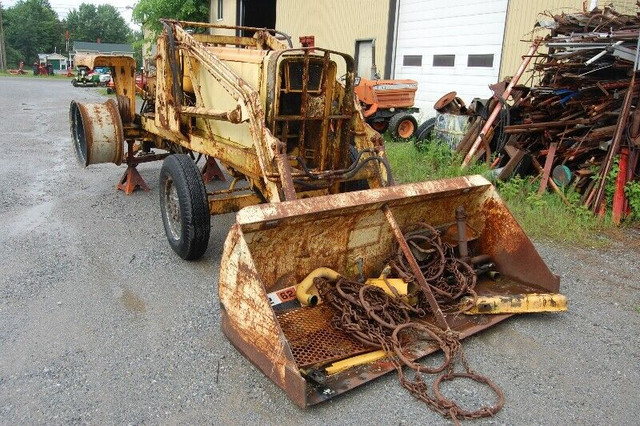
209,0,395,78
275,0,394,78
208,0,638,118
500,0,635,81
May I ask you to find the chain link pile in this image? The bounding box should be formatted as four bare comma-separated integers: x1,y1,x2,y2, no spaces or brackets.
387,222,478,312
315,223,503,425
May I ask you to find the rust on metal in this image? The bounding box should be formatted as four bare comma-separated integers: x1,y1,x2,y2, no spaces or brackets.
382,204,448,330
276,304,369,368
70,99,124,167
218,176,561,407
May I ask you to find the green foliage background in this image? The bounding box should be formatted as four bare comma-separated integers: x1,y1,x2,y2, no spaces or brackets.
2,0,138,68
132,0,210,34
3,0,62,66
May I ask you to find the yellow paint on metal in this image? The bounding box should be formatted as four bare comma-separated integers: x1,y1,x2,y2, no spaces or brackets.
365,277,408,295
295,267,341,306
324,350,387,375
462,293,567,315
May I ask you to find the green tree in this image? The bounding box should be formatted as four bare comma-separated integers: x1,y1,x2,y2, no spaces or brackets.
4,0,63,66
132,0,209,34
65,3,131,44
127,29,143,69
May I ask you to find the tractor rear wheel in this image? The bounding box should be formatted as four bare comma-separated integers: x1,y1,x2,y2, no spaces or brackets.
159,154,211,260
389,113,417,141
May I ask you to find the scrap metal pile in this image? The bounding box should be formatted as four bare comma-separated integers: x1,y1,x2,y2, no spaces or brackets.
458,7,640,221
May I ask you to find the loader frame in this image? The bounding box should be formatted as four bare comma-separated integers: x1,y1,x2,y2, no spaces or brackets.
82,20,391,216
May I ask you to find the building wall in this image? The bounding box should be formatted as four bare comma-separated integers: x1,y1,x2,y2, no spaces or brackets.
209,0,238,35
602,0,638,14
394,0,508,119
499,0,584,81
500,0,638,80
275,0,392,77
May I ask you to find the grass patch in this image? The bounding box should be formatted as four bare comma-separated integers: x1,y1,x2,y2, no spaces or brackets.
384,137,627,248
496,176,610,247
386,138,490,182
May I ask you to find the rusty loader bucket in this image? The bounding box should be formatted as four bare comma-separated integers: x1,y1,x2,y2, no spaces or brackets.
218,175,560,407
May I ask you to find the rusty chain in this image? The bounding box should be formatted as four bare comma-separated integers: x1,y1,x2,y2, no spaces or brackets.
315,223,503,425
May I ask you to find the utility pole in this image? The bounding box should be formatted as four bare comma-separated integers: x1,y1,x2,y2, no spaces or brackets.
0,1,7,72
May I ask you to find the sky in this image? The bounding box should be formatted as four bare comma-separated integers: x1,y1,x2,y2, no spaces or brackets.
3,0,140,30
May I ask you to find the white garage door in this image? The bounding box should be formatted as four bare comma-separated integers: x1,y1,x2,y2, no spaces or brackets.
393,0,508,119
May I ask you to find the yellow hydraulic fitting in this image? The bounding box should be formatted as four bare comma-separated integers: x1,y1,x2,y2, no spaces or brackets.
364,278,416,305
295,267,341,306
365,265,416,305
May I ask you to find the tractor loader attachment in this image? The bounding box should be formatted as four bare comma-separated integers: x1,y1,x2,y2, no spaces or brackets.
69,20,392,259
67,20,565,420
219,175,561,408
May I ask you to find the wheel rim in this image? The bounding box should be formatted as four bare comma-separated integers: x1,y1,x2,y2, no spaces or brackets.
163,177,182,240
398,120,415,138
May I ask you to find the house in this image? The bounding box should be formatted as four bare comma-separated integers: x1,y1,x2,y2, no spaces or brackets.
71,41,134,68
208,0,636,118
37,52,68,71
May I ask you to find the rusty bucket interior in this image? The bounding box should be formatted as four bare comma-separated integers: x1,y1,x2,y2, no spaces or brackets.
218,175,560,407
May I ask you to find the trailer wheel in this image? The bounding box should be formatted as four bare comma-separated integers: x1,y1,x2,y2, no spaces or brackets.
389,113,417,141
159,154,211,260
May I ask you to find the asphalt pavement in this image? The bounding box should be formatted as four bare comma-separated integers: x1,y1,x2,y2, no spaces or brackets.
0,76,639,425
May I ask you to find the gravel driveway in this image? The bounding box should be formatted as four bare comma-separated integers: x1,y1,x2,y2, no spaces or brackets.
1,76,639,425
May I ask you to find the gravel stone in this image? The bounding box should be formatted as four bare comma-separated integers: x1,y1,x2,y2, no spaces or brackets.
0,77,638,425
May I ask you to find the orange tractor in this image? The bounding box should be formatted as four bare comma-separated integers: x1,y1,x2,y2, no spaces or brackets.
354,77,419,140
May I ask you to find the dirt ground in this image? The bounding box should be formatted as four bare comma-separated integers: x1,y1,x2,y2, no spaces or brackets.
1,77,639,425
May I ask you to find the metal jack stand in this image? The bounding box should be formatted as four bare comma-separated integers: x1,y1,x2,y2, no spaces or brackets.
201,156,226,183
117,140,169,194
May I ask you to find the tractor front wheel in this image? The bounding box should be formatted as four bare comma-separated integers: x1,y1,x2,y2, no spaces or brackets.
369,120,389,133
159,154,211,260
389,113,417,141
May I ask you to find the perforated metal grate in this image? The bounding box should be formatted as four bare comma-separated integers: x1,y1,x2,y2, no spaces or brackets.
276,304,370,368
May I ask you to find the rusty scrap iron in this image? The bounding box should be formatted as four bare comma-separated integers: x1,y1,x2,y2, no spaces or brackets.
456,6,640,220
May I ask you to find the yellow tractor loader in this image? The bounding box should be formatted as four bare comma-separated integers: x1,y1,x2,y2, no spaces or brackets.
70,20,564,419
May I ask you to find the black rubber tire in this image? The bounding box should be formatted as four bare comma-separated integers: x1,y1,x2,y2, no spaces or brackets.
159,154,211,260
72,79,78,87
414,118,436,151
388,113,418,141
368,119,389,134
416,118,436,140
